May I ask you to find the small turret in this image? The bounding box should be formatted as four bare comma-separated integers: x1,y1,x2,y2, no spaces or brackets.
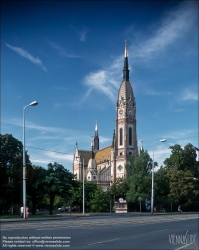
91,139,94,159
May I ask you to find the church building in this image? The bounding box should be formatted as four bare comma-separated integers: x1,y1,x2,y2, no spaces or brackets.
72,41,138,190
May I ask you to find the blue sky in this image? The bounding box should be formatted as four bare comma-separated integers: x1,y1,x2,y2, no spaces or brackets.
1,1,198,171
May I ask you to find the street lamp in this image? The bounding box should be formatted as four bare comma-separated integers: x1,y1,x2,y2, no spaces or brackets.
23,101,38,219
76,156,85,215
151,138,166,214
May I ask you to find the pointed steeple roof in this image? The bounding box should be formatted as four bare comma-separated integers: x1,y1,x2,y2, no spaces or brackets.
90,139,94,159
95,121,98,136
123,40,129,81
93,121,99,152
117,40,134,102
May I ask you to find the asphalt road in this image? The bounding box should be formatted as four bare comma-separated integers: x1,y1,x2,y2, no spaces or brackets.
1,213,198,250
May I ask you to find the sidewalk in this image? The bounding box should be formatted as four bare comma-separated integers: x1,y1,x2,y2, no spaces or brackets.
0,212,90,223
1,212,198,223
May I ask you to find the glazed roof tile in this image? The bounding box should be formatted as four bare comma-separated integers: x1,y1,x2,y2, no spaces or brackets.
95,146,111,164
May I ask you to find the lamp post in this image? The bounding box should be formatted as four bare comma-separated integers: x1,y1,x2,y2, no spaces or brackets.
76,156,85,215
151,138,166,214
23,101,38,219
82,157,85,215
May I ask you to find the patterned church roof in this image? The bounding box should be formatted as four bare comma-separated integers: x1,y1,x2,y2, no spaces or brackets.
95,146,111,164
78,150,91,166
118,80,134,101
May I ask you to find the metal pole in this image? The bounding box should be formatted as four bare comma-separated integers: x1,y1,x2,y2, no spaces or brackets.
83,158,85,215
22,101,38,219
151,141,155,214
23,106,27,219
140,199,141,213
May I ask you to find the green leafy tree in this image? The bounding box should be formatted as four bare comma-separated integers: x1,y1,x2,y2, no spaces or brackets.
126,150,152,211
0,134,31,214
154,167,171,211
71,181,98,212
89,188,109,212
43,162,75,215
164,144,198,175
167,169,199,210
26,165,47,214
107,178,129,201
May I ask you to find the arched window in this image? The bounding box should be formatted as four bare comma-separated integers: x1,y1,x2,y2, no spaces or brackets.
120,128,123,146
129,127,132,145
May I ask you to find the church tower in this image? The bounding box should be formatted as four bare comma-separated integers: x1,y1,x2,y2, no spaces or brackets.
112,40,138,180
73,41,138,186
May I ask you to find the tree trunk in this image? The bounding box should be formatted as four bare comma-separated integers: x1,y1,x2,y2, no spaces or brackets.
49,194,54,215
31,196,37,215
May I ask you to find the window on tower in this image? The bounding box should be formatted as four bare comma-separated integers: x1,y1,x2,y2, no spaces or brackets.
129,127,132,145
120,128,123,145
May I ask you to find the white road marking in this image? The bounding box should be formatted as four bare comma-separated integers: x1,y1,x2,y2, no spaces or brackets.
88,238,120,245
150,229,168,233
174,242,194,250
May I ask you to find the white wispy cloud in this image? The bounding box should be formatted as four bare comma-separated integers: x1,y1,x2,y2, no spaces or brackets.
181,88,198,102
5,43,47,71
84,70,118,104
3,118,110,147
47,40,80,58
5,118,67,133
83,1,197,103
163,129,197,141
148,146,171,168
45,151,73,161
130,1,197,60
71,26,90,42
99,136,111,144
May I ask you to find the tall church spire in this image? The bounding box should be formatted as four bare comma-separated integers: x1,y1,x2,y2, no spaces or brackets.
93,121,99,153
95,121,98,136
91,139,94,159
123,40,129,81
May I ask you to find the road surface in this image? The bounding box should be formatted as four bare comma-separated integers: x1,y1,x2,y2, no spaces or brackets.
1,213,198,249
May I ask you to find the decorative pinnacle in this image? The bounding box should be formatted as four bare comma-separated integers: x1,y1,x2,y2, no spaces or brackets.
91,136,94,147
124,40,128,58
95,121,98,131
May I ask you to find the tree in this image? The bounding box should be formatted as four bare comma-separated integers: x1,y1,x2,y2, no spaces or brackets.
107,178,129,201
89,188,109,212
154,167,171,211
71,180,98,212
26,165,47,214
43,162,75,215
126,150,152,211
164,144,198,175
0,134,31,214
167,169,199,211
